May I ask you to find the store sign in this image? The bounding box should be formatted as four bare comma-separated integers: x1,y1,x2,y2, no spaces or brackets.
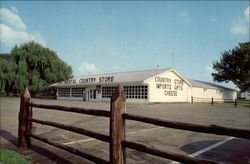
155,76,184,96
59,76,114,85
79,78,96,83
98,76,114,83
59,79,77,85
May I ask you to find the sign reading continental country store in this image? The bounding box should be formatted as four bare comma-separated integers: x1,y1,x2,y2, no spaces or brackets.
58,76,115,85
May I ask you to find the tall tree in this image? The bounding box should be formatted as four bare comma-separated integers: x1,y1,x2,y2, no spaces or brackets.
0,41,73,94
0,54,18,95
212,42,250,92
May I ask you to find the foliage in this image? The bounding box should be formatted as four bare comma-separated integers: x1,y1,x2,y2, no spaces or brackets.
0,54,18,94
0,41,73,94
0,149,31,164
212,42,250,92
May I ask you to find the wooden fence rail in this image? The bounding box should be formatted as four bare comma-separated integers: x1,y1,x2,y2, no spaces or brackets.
191,96,239,107
123,113,250,140
28,102,110,117
26,118,110,143
192,97,250,108
18,88,111,163
18,87,250,164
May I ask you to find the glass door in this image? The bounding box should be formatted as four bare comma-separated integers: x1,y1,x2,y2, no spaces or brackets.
89,89,96,100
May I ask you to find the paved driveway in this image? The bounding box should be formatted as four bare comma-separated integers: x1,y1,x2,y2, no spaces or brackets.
1,97,250,164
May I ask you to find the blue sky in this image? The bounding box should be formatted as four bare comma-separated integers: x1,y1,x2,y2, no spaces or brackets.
0,1,249,89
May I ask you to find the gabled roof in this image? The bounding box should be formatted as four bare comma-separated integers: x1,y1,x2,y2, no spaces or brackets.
50,68,171,87
50,68,237,92
189,79,237,91
103,68,171,83
144,68,192,86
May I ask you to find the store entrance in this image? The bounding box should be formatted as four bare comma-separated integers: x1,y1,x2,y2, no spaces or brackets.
82,91,87,101
89,89,96,100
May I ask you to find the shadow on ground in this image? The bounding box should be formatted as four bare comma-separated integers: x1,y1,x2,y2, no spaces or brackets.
0,129,73,164
181,139,250,164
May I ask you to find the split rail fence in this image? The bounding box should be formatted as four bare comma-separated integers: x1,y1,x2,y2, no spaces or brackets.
18,86,250,164
191,96,250,107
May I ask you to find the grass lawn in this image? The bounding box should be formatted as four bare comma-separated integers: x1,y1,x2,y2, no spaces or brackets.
0,149,30,164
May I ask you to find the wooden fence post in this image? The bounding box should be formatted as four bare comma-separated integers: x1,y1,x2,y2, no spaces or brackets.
211,97,214,106
18,88,32,149
110,85,126,164
234,98,237,108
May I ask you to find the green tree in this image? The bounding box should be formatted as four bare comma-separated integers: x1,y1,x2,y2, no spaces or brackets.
212,42,250,92
0,54,18,95
0,41,73,94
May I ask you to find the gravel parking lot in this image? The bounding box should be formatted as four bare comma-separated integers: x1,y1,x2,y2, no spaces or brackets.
1,97,250,164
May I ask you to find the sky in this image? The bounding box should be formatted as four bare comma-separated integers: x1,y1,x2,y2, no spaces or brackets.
0,1,249,90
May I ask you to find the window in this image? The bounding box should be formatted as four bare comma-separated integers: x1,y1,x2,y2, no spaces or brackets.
124,85,148,99
102,85,148,99
58,88,70,97
102,86,116,98
72,88,85,97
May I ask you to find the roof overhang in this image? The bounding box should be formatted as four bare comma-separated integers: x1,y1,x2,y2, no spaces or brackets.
49,81,147,88
143,68,192,86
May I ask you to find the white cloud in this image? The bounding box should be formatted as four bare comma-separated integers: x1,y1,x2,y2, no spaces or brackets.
10,6,18,14
78,62,98,74
181,11,192,23
230,22,248,35
0,24,46,47
0,7,46,49
244,6,249,21
230,6,249,35
0,8,26,30
112,66,119,70
205,65,214,76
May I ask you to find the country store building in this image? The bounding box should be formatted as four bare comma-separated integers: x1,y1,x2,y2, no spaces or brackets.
50,68,237,103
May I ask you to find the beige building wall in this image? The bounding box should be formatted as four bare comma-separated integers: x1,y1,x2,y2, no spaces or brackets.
191,87,237,101
145,70,190,102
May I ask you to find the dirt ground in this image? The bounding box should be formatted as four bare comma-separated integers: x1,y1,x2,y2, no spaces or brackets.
1,97,250,164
